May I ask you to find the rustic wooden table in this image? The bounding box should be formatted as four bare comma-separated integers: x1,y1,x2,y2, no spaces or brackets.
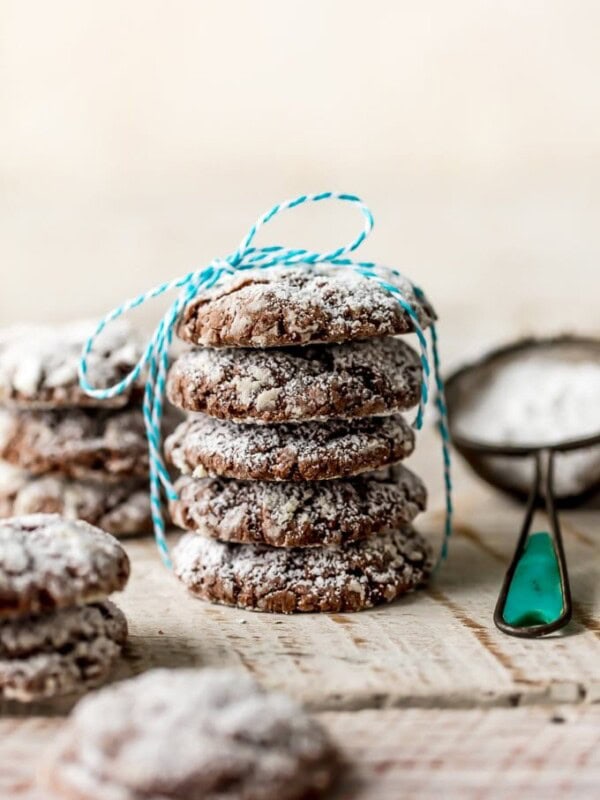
2,423,598,799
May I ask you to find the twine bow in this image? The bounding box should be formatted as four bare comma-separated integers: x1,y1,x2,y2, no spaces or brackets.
78,192,452,567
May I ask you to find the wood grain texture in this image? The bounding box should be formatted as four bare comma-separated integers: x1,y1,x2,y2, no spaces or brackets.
2,430,597,718
3,706,600,799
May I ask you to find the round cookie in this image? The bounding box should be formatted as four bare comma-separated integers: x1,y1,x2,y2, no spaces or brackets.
0,600,127,702
173,527,432,613
42,668,338,800
0,319,141,409
0,463,151,537
0,514,130,619
166,413,415,482
167,337,422,423
0,406,149,482
176,265,435,348
170,465,427,547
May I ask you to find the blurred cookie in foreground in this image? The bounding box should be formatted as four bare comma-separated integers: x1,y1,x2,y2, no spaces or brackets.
0,319,141,409
41,668,338,800
0,514,129,701
0,463,151,537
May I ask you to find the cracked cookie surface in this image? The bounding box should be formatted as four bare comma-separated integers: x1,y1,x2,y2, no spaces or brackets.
170,465,426,547
0,463,151,537
165,413,415,481
0,514,130,619
173,526,432,613
0,600,127,701
167,337,422,423
176,266,435,348
0,319,141,409
0,406,149,482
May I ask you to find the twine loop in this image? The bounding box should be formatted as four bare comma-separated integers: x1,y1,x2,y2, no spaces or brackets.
78,192,452,567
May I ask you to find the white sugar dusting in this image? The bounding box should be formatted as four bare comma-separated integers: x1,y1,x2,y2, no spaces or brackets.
454,352,600,447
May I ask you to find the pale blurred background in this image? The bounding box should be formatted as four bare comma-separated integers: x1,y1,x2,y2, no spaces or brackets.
1,0,599,366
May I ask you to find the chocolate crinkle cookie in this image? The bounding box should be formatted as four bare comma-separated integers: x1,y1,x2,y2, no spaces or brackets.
170,465,427,548
0,406,149,482
173,526,432,613
176,265,435,348
0,600,127,702
167,336,422,423
41,668,338,800
0,514,130,619
166,413,415,482
0,462,151,537
0,319,141,409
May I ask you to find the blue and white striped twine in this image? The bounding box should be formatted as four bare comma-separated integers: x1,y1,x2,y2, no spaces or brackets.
78,192,453,569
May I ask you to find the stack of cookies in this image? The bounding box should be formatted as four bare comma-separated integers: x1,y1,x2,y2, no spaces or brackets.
0,513,129,702
165,267,436,613
0,321,153,536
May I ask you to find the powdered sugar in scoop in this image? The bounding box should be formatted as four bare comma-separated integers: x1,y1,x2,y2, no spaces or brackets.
453,349,600,447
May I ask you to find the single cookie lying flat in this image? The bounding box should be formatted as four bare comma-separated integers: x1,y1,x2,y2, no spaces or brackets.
167,337,422,423
0,514,130,619
177,266,435,348
173,527,432,613
0,406,149,482
0,600,127,702
170,465,426,547
42,668,338,800
0,463,151,537
0,320,141,409
165,413,415,481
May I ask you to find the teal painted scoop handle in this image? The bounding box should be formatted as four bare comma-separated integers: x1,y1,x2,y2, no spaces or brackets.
494,449,572,638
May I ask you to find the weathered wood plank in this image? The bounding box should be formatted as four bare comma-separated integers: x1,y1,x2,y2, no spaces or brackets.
324,705,600,799
3,706,600,799
1,431,598,717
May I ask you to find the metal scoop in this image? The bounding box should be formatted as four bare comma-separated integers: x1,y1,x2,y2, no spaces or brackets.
445,336,600,638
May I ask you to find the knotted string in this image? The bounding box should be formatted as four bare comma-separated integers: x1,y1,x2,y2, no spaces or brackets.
78,192,453,568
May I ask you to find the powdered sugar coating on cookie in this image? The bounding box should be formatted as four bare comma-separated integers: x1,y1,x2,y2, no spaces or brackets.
165,413,415,481
0,407,149,482
0,463,151,537
170,465,427,547
177,265,435,348
0,601,127,702
42,668,338,800
0,320,141,409
173,527,432,613
0,514,130,619
167,337,422,423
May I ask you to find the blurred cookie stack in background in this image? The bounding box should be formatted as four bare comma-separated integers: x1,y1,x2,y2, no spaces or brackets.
166,267,437,613
0,321,153,537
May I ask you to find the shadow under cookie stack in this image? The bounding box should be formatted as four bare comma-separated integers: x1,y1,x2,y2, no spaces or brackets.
0,321,152,536
166,267,436,614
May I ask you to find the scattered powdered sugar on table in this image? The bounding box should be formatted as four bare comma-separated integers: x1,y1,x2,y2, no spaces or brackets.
453,352,600,447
